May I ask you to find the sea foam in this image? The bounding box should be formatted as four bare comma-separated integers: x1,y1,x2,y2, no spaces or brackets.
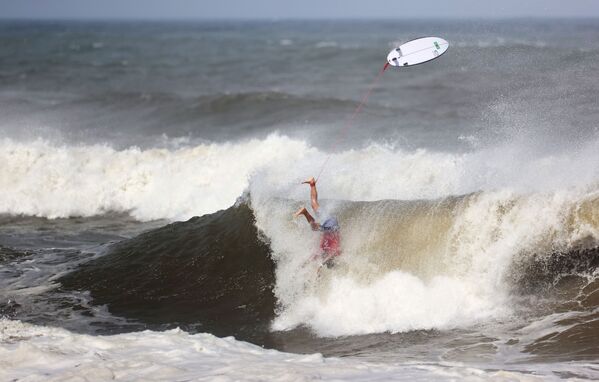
1,319,591,381
2,133,599,221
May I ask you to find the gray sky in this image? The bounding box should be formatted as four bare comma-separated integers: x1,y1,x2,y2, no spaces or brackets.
2,0,599,19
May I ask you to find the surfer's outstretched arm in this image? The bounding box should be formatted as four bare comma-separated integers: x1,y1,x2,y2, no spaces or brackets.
294,207,320,231
302,177,319,213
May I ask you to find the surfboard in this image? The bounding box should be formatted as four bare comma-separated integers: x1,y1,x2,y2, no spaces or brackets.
387,37,449,67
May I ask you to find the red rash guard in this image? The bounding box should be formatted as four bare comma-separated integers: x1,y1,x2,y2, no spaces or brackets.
320,231,341,257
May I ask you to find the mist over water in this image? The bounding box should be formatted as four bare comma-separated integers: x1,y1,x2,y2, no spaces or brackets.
1,19,599,380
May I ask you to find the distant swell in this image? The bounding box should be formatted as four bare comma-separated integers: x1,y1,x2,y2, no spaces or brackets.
76,91,365,118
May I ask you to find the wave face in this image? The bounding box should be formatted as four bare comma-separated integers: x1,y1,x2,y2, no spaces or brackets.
59,203,275,344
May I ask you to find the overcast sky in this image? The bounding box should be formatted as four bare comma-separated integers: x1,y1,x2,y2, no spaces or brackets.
2,0,599,20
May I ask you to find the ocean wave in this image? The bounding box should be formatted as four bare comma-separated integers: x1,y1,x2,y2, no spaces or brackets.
253,190,599,337
60,192,599,343
57,90,363,119
452,39,549,49
3,133,599,221
0,135,310,221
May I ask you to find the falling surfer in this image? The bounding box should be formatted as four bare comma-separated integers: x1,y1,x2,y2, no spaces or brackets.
292,37,449,271
294,177,341,269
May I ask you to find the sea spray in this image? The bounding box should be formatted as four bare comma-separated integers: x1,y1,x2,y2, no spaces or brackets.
251,188,599,336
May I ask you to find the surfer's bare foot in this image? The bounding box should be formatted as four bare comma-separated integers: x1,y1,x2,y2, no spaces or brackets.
294,207,307,218
302,177,316,186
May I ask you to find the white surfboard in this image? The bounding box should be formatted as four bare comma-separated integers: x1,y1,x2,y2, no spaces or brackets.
387,37,449,67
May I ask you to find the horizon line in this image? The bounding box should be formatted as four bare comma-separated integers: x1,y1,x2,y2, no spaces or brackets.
1,15,599,22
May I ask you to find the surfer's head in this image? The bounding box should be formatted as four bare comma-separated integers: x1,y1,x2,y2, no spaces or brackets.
320,217,339,232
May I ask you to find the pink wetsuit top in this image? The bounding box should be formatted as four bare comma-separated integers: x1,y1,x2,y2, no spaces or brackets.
320,231,341,256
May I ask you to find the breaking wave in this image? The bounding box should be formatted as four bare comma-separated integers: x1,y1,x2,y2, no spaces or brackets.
1,133,597,346
60,192,599,352
3,133,599,221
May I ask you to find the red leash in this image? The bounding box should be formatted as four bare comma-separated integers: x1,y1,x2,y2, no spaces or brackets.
315,62,389,182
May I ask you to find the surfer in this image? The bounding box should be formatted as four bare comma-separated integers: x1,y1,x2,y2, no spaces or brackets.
294,177,341,268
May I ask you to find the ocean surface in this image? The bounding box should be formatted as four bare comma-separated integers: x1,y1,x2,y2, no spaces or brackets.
1,19,599,380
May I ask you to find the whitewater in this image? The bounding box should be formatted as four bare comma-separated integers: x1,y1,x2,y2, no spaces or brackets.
3,132,599,221
6,319,598,381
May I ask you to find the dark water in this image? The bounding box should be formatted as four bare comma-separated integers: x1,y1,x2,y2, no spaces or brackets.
1,19,599,379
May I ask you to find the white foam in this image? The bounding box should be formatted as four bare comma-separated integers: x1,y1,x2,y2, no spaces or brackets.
3,133,599,221
0,135,312,221
1,319,591,381
252,181,599,337
272,271,503,336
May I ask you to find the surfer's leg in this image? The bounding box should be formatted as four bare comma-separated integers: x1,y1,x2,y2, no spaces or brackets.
294,207,320,231
302,177,319,213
